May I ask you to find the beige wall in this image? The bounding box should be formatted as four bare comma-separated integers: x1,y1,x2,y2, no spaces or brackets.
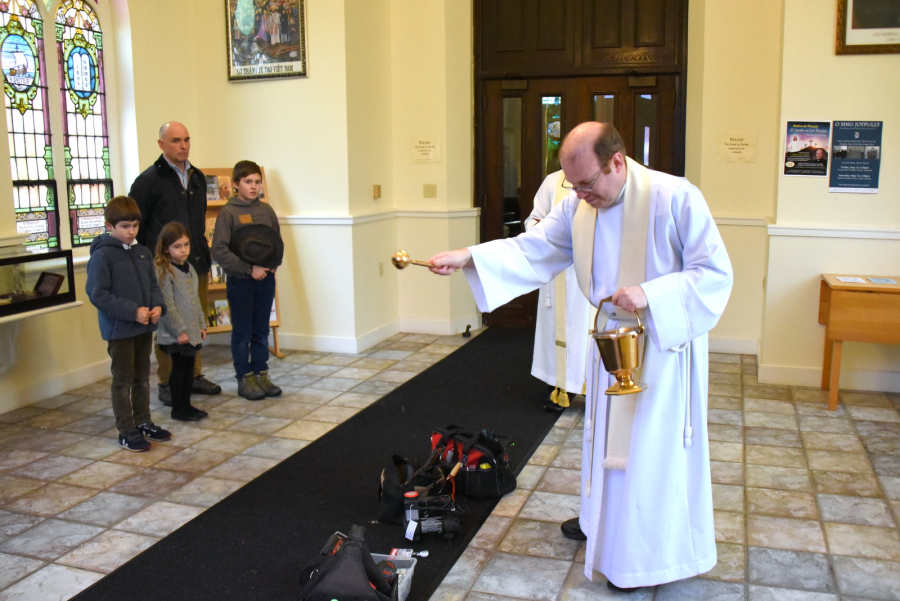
762,234,900,390
775,2,900,228
758,0,900,390
0,0,139,414
345,0,393,216
685,0,783,219
396,213,479,334
352,218,400,340
0,272,109,409
8,0,900,414
685,0,781,351
711,224,769,353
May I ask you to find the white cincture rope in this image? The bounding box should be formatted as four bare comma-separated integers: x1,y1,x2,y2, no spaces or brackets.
683,341,693,448
584,346,602,498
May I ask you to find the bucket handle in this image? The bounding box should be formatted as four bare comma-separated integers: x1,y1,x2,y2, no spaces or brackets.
594,296,643,333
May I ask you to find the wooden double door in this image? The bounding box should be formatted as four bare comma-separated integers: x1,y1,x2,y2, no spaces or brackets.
479,75,678,327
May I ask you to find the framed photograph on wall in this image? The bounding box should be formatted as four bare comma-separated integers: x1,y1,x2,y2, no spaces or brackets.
33,272,65,297
836,0,900,55
226,0,307,81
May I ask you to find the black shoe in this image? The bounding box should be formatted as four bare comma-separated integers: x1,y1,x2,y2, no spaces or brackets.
171,408,204,422
192,406,209,418
561,517,587,541
137,422,172,441
607,581,641,593
191,375,222,395
543,401,566,413
119,430,151,452
158,383,172,407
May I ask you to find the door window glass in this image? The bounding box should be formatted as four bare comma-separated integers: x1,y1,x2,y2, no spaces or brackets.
501,97,522,238
592,94,615,125
541,95,562,178
634,93,658,168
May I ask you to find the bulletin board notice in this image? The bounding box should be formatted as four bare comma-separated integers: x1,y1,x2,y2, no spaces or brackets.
829,121,882,194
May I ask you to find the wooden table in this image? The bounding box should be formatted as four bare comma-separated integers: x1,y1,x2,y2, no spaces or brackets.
818,274,900,411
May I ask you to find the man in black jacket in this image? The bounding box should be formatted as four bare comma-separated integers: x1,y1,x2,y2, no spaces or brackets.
129,122,221,403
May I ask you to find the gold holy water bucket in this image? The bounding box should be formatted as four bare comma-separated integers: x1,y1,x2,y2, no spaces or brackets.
591,297,646,395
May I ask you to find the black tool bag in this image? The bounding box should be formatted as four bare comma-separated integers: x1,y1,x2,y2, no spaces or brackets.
378,454,450,525
299,525,398,601
431,426,516,501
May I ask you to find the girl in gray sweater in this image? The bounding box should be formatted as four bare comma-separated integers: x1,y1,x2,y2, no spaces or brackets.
155,222,210,421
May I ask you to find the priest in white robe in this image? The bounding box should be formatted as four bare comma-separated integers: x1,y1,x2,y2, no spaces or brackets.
525,170,593,412
428,122,733,590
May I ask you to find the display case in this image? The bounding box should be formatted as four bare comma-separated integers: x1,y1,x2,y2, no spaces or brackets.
0,249,76,318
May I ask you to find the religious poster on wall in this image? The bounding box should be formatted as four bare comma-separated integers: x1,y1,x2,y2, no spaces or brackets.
783,122,831,176
829,121,883,193
226,0,307,81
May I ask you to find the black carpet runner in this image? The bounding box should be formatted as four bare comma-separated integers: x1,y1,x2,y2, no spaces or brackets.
74,327,557,601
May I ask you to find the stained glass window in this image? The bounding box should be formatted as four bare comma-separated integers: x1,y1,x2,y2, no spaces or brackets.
56,0,111,246
0,0,59,250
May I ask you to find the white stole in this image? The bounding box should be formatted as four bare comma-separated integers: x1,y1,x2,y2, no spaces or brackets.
572,157,652,484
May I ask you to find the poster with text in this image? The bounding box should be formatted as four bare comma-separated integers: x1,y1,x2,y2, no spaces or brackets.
783,122,831,176
829,121,883,194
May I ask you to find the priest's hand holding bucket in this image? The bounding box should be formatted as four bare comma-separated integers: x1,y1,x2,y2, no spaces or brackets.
593,294,647,396
610,285,648,312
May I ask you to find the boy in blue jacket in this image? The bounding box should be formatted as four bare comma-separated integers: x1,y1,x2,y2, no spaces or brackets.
86,196,171,452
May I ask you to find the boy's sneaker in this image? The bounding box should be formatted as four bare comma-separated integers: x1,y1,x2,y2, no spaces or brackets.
238,374,266,401
158,383,172,407
191,375,222,395
119,430,151,452
256,371,282,397
137,422,172,441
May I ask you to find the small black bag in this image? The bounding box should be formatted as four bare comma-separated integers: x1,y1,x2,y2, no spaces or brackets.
299,525,398,601
378,455,450,525
431,426,516,501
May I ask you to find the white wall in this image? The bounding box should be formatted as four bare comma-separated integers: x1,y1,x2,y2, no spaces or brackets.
685,0,782,352
758,0,900,390
9,0,900,414
0,0,139,413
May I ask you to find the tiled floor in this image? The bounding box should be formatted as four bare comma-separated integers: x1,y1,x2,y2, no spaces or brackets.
1,344,899,600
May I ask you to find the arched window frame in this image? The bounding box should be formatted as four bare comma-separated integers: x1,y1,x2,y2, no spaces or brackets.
0,0,124,252
55,0,111,247
0,0,60,249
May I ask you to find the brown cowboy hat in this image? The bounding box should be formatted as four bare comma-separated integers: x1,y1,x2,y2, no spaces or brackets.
228,224,284,269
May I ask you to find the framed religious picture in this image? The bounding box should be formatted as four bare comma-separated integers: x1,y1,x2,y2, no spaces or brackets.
836,0,900,55
225,0,308,81
33,271,65,297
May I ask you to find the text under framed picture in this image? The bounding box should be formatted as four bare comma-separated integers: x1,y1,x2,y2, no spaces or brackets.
226,0,307,81
836,0,900,55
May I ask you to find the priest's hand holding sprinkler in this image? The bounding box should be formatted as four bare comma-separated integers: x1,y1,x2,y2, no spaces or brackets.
426,249,472,275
